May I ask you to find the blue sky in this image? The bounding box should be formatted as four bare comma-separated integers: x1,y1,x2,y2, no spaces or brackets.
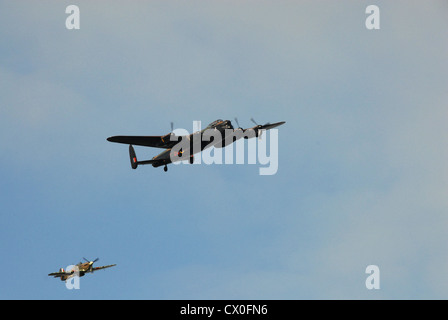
1,0,448,299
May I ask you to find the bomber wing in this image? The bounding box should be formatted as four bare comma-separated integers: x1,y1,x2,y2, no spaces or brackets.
243,120,286,138
260,121,286,130
107,135,180,149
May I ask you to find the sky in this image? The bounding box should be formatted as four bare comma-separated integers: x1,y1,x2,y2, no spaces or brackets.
0,0,447,299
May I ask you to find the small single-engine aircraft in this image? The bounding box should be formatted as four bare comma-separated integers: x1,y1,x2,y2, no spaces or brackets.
107,118,285,172
48,258,116,281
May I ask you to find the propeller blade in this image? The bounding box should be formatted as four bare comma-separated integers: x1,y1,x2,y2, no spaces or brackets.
234,117,241,128
83,257,99,264
170,122,174,132
250,118,258,126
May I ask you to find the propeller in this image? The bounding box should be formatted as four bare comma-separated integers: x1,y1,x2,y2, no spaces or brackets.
234,117,242,129
249,118,285,139
250,118,267,139
83,257,99,272
169,122,176,137
236,116,280,140
161,121,176,143
251,118,271,127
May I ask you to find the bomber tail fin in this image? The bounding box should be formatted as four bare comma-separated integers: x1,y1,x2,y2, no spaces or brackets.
129,145,138,169
128,144,158,169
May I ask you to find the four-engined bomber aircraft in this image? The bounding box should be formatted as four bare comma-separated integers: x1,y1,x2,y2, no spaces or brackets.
107,118,285,172
48,258,116,281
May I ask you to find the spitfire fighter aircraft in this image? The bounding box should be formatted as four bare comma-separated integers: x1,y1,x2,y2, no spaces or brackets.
48,258,116,281
107,118,285,172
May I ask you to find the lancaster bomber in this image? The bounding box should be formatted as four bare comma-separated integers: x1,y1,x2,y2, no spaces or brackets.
107,118,285,172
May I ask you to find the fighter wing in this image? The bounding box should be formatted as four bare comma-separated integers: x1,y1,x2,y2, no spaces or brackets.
92,264,117,272
48,271,73,278
107,135,179,149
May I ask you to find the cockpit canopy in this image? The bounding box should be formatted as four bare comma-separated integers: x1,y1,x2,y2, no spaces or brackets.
206,119,224,128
